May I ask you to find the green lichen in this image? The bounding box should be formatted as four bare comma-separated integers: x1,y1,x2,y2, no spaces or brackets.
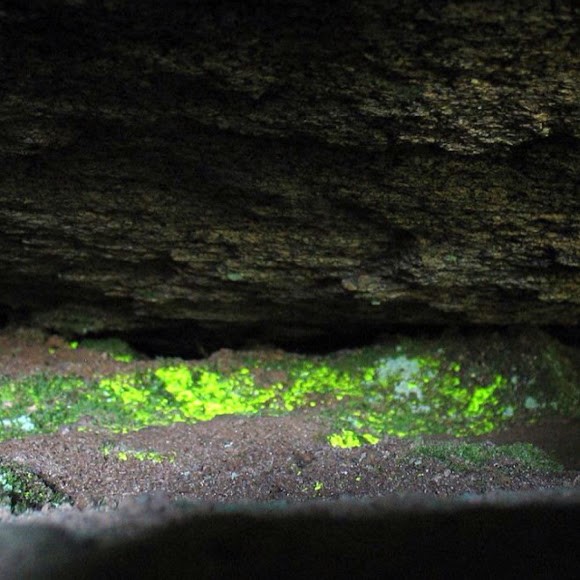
328,429,380,448
322,355,511,446
100,444,175,464
153,366,276,420
1,334,578,448
0,460,71,514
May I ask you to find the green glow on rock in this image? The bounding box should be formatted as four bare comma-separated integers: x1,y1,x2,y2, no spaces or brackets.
101,375,150,405
152,365,277,421
328,429,379,448
1,335,578,446
101,444,174,464
154,366,192,392
465,376,503,415
112,354,134,363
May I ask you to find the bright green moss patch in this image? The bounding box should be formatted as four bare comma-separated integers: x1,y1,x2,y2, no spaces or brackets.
1,330,578,446
0,460,71,514
323,354,512,445
153,366,277,420
328,429,380,448
100,444,175,464
405,442,563,473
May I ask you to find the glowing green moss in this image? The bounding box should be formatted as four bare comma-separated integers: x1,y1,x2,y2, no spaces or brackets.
155,366,192,392
324,355,510,442
101,444,174,464
1,336,578,447
102,375,150,405
113,354,134,363
152,366,277,421
328,429,380,448
282,364,357,411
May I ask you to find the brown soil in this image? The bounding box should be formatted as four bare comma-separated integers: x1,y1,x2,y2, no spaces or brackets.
0,327,578,536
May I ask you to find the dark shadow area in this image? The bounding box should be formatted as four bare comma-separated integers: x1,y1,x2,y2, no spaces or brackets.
103,323,580,360
0,307,10,329
45,497,580,580
108,323,441,358
545,325,580,348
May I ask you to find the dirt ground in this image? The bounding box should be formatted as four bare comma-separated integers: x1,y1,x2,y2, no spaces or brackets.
0,327,578,536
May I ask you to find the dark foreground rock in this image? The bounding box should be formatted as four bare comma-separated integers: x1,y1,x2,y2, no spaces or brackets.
1,492,579,579
0,1,578,354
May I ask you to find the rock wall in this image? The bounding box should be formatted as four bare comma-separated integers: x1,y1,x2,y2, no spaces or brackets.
0,1,578,352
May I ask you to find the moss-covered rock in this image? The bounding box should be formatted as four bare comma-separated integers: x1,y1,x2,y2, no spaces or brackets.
1,330,577,448
0,460,71,514
0,2,578,353
405,441,563,473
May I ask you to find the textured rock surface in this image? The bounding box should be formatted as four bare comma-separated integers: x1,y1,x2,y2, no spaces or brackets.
0,1,578,353
1,493,579,579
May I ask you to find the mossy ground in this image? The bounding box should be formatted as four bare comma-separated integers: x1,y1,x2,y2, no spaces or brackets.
0,331,580,515
0,460,71,514
1,330,577,448
404,441,563,473
0,329,577,512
